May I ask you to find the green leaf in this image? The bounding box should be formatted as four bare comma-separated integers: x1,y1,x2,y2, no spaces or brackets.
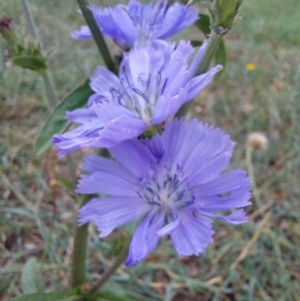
195,13,211,37
11,55,47,74
21,258,44,294
34,80,93,156
9,289,79,301
215,40,227,75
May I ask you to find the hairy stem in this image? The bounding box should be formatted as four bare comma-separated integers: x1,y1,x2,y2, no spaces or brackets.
90,243,130,294
21,0,59,108
77,0,116,74
176,29,223,117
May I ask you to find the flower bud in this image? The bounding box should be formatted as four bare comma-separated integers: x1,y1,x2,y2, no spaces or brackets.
213,0,243,30
0,16,23,55
0,16,48,74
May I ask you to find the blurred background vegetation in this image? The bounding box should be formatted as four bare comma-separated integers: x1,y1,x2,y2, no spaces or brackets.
0,0,300,300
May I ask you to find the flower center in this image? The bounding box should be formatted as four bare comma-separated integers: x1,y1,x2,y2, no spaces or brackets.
139,166,194,211
110,70,165,123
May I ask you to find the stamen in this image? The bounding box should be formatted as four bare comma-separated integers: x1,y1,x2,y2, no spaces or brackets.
141,165,194,210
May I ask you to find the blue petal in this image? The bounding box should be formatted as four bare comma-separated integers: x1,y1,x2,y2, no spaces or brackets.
193,170,249,197
151,88,188,124
81,154,136,183
186,65,223,100
124,47,151,93
52,119,106,157
197,209,248,225
194,180,251,210
79,197,150,237
53,101,142,156
97,115,146,147
183,124,234,179
164,40,193,87
125,209,165,266
161,119,200,168
170,209,214,256
142,135,165,162
110,139,156,178
148,41,172,95
159,118,188,170
92,5,136,48
187,144,234,187
71,26,92,40
164,70,189,96
155,2,199,39
129,48,150,89
186,41,208,79
66,107,97,124
156,216,180,236
90,66,121,97
76,170,139,197
92,100,136,121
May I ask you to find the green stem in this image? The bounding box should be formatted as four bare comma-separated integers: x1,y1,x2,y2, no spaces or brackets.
90,243,130,295
42,71,60,108
71,196,90,288
20,0,59,108
77,0,116,74
197,30,223,75
20,0,41,45
71,149,109,288
176,29,223,118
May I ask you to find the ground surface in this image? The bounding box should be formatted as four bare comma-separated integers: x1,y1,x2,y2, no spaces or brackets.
1,0,300,300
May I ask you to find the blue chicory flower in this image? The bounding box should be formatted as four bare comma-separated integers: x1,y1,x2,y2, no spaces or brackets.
53,40,222,157
72,0,199,48
77,118,251,265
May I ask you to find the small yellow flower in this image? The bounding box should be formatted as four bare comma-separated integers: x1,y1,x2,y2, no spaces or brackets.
246,63,256,71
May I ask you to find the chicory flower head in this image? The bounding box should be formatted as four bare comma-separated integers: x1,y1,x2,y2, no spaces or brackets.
53,40,222,157
78,118,251,265
72,0,199,48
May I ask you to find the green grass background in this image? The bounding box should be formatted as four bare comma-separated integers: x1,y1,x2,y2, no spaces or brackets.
1,0,300,300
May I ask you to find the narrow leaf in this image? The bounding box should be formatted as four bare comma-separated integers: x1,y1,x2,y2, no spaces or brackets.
195,13,210,37
12,55,47,74
9,289,79,301
21,258,44,294
34,80,93,155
